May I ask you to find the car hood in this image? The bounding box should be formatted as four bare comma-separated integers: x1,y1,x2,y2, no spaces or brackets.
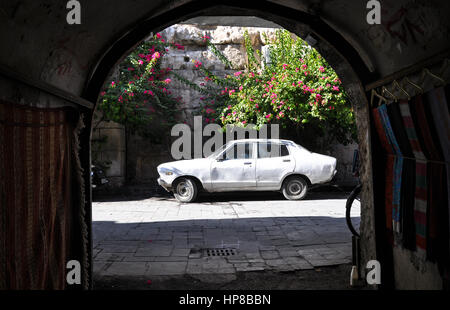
157,158,211,175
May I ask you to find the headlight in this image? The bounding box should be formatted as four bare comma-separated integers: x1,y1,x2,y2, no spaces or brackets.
165,171,173,175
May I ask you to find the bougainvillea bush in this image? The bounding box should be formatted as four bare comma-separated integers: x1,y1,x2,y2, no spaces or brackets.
177,30,356,145
96,33,184,139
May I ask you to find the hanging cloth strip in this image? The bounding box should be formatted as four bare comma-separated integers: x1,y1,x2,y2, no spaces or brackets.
372,107,395,240
417,90,447,262
399,97,428,256
378,104,404,235
387,103,416,247
426,86,450,272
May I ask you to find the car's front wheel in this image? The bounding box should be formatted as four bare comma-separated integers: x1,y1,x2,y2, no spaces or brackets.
282,176,308,200
173,177,198,203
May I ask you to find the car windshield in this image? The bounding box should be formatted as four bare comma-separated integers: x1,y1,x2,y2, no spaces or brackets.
207,144,228,158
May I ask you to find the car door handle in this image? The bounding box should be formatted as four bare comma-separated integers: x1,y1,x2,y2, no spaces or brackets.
283,159,291,162
244,162,252,165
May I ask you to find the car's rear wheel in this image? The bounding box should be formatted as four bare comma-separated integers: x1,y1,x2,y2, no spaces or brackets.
173,177,198,203
282,176,308,200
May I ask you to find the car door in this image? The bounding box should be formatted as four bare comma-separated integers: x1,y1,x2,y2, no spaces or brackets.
210,142,256,191
256,142,295,189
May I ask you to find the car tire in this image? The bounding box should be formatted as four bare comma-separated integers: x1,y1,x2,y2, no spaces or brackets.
282,176,308,200
173,177,198,203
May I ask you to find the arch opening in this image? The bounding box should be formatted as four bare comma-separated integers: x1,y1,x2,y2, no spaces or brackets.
86,5,375,289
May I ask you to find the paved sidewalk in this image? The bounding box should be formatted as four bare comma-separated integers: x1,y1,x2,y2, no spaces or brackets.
92,192,360,281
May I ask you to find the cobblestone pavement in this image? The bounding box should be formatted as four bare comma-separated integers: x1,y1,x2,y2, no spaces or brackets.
92,191,360,282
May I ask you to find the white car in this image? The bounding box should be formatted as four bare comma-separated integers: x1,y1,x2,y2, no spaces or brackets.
157,139,337,202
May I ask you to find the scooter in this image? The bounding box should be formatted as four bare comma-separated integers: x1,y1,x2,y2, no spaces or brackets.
91,164,109,189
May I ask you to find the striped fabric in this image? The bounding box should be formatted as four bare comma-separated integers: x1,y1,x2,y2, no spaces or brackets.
372,107,395,235
378,104,404,234
399,98,428,255
0,102,85,289
417,91,446,262
426,87,450,269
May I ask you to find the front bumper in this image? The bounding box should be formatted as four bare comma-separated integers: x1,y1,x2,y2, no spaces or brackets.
157,178,172,192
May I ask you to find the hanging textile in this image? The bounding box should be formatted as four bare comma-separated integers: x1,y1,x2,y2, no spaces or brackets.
387,102,416,247
398,98,427,255
372,107,394,240
426,86,450,272
417,90,446,262
378,104,404,234
0,102,87,289
372,103,406,243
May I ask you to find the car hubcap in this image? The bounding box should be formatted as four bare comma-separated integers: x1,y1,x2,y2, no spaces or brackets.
288,181,303,195
177,182,191,198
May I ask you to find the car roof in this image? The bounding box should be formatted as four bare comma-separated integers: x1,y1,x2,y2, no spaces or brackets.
227,139,294,144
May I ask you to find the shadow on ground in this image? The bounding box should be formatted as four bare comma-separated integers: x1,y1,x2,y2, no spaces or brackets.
93,182,354,203
94,264,363,290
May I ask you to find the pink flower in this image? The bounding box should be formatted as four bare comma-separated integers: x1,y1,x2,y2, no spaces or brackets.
282,64,288,70
174,44,185,50
239,86,243,91
156,33,162,39
265,114,272,118
111,81,116,86
234,71,242,77
163,78,171,84
333,86,340,91
227,105,232,110
152,52,160,59
100,91,106,96
138,60,144,65
319,66,325,72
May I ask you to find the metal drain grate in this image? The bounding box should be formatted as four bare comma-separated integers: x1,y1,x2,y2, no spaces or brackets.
204,248,237,257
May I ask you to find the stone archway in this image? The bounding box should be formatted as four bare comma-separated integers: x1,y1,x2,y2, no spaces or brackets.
82,0,377,288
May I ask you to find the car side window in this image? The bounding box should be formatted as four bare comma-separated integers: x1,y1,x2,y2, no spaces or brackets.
223,143,253,160
281,144,290,157
258,143,289,158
